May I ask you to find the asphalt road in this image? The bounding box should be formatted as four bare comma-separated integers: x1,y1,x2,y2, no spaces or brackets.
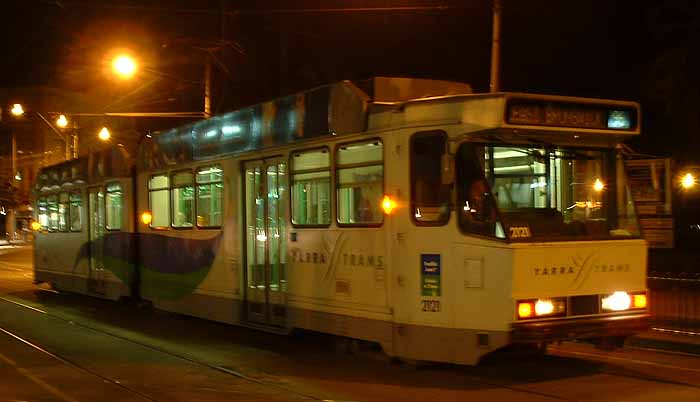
1,245,700,402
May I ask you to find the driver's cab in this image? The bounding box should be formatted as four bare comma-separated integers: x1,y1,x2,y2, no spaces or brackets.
452,140,640,243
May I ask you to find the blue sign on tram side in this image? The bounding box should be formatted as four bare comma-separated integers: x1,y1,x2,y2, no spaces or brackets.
421,254,441,297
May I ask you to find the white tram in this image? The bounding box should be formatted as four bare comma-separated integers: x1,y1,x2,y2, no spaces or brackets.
34,78,648,365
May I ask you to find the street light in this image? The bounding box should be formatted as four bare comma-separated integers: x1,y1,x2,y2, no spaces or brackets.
11,103,24,116
98,126,111,141
56,114,68,128
112,54,138,80
681,172,696,190
107,49,211,118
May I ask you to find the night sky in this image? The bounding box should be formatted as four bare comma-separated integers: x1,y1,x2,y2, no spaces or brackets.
1,0,699,159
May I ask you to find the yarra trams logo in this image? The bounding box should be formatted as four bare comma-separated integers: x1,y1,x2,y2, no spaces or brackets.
531,252,631,289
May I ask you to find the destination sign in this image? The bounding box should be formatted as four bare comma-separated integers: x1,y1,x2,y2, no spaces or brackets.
506,100,636,131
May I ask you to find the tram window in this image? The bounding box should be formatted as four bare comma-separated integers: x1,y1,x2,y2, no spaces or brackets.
106,182,123,231
149,174,170,228
291,148,330,226
172,171,194,228
47,195,59,232
196,165,223,228
456,144,505,239
336,141,384,225
70,193,82,232
411,131,451,225
58,193,69,232
37,198,48,230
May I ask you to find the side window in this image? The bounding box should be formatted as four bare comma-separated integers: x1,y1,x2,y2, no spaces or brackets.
456,143,505,239
106,183,123,230
196,165,223,227
172,171,194,228
70,193,82,231
47,195,59,232
336,140,384,225
291,148,330,226
58,193,69,232
37,198,48,230
149,174,170,228
411,131,451,225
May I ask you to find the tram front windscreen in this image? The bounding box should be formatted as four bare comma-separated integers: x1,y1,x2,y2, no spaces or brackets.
456,143,640,242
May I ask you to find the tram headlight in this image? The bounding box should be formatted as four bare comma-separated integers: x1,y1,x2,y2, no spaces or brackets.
517,298,566,319
601,291,631,311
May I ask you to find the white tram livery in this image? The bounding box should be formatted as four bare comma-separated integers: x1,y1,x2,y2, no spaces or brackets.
34,77,648,365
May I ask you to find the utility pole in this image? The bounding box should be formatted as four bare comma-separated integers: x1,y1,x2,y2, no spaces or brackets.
11,132,17,186
204,55,212,118
8,131,17,240
489,0,502,93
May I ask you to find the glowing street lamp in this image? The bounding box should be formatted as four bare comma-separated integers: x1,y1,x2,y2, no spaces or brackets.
112,54,137,79
11,103,24,116
593,178,605,192
98,127,111,141
681,173,696,190
56,114,69,128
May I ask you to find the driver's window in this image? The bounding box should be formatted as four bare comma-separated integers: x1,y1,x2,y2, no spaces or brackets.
456,143,505,239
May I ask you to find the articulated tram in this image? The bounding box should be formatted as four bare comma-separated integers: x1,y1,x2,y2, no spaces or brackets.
33,77,648,365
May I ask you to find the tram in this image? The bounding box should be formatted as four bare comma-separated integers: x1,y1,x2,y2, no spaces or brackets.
33,77,649,365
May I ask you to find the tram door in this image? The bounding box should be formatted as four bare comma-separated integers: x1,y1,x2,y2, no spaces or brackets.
243,159,288,327
88,187,107,294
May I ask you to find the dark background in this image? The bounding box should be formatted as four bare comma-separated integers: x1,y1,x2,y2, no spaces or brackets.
1,0,698,159
1,0,699,249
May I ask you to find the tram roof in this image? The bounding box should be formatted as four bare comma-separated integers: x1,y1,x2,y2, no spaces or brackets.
34,147,130,192
136,77,640,170
136,77,473,170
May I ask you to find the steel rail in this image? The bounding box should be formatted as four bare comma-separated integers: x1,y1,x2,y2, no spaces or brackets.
0,294,585,402
0,324,160,402
549,345,700,390
0,295,324,402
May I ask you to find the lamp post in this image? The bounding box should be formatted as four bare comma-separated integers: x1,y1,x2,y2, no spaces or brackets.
9,104,24,187
110,52,212,118
55,114,79,159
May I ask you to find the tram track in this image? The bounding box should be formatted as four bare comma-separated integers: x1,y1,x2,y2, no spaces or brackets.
0,293,584,402
1,272,698,402
0,293,325,402
0,324,160,402
549,345,700,390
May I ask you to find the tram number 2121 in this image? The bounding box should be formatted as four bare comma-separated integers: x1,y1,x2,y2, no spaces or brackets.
421,300,441,312
509,226,532,239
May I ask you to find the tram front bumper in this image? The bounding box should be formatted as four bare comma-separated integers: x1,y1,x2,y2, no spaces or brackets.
510,313,650,343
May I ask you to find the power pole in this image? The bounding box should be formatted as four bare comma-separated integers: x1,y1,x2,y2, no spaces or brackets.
489,0,502,93
204,54,212,119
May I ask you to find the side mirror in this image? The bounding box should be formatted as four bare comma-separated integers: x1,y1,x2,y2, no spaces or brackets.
441,153,455,185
